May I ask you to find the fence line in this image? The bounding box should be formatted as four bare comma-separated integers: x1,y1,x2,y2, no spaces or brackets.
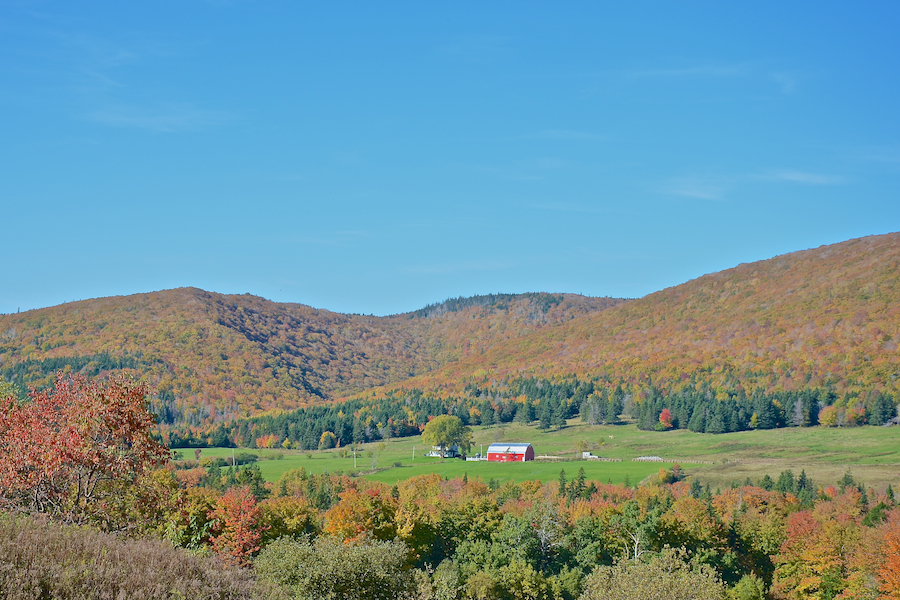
632,456,715,465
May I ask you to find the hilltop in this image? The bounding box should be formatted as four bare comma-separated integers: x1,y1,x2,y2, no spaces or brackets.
2,232,898,427
0,290,621,423
389,232,900,398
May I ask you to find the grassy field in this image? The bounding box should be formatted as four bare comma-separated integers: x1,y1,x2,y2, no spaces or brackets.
177,419,900,490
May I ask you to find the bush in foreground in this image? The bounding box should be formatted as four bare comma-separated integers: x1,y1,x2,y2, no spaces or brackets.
0,515,286,600
580,547,724,600
255,535,416,600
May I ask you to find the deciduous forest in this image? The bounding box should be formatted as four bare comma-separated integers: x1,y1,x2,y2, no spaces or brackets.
1,233,899,599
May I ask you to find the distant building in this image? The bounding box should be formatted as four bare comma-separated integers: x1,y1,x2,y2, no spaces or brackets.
486,443,534,462
426,444,461,458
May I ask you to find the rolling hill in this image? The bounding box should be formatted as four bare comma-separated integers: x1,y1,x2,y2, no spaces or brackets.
2,232,898,428
0,290,622,424
386,232,900,399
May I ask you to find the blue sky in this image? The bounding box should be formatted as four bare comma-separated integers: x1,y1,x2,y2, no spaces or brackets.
2,2,899,315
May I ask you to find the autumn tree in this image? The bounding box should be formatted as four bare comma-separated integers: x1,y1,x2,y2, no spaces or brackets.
879,515,900,598
210,485,264,566
421,415,471,458
324,486,397,542
658,408,674,430
0,372,169,527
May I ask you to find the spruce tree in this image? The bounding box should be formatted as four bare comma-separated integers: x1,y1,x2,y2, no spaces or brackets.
539,401,552,430
551,400,567,429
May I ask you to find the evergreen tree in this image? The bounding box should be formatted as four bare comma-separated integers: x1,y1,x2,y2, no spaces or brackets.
569,467,587,502
802,391,819,427
516,401,535,424
688,400,707,433
754,396,780,430
551,399,568,429
705,403,727,434
607,387,624,424
690,479,703,499
775,470,796,494
797,469,810,492
481,405,495,427
868,392,898,426
539,401,552,430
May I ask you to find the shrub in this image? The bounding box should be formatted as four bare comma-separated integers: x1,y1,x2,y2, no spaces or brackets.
726,574,766,600
254,535,416,600
581,547,724,600
0,514,286,600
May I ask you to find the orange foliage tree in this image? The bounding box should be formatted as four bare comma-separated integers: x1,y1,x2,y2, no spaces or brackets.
880,514,900,598
210,485,264,566
658,408,674,429
324,486,397,542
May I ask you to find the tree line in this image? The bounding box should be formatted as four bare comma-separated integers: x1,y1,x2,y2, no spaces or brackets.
166,375,897,449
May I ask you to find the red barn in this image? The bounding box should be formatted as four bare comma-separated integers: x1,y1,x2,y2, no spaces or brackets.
487,443,535,462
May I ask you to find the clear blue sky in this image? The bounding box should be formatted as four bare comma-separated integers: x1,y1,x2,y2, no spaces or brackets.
2,2,899,315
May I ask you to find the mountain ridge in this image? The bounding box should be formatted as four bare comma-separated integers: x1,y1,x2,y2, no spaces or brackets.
377,232,900,399
0,289,623,423
2,232,898,427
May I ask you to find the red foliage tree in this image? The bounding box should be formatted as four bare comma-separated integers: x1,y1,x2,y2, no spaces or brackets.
659,408,674,429
0,372,169,525
210,486,263,566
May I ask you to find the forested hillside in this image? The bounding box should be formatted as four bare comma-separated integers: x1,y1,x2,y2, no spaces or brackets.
2,232,898,430
0,290,621,424
389,232,900,399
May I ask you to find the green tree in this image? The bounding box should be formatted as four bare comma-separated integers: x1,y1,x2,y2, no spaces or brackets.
607,388,624,424
421,415,472,458
255,536,415,600
0,376,20,401
551,399,568,428
539,401,553,430
581,547,724,600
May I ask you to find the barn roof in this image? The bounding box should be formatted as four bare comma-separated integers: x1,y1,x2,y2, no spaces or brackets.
487,443,532,453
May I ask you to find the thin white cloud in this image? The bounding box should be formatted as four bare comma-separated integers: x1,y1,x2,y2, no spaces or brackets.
85,103,234,132
279,230,370,248
531,202,603,214
622,62,804,97
659,177,729,200
465,157,568,182
528,129,606,141
627,63,749,79
659,168,844,199
771,72,798,95
15,26,229,133
436,35,512,61
766,170,844,185
853,145,900,164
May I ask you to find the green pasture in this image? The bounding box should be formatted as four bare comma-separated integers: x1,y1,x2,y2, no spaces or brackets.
176,419,900,490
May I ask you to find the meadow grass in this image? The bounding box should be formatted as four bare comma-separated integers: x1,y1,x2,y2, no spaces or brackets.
179,419,900,490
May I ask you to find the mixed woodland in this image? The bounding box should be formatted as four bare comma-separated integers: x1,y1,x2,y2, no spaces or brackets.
1,233,898,431
1,232,900,598
2,373,900,599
